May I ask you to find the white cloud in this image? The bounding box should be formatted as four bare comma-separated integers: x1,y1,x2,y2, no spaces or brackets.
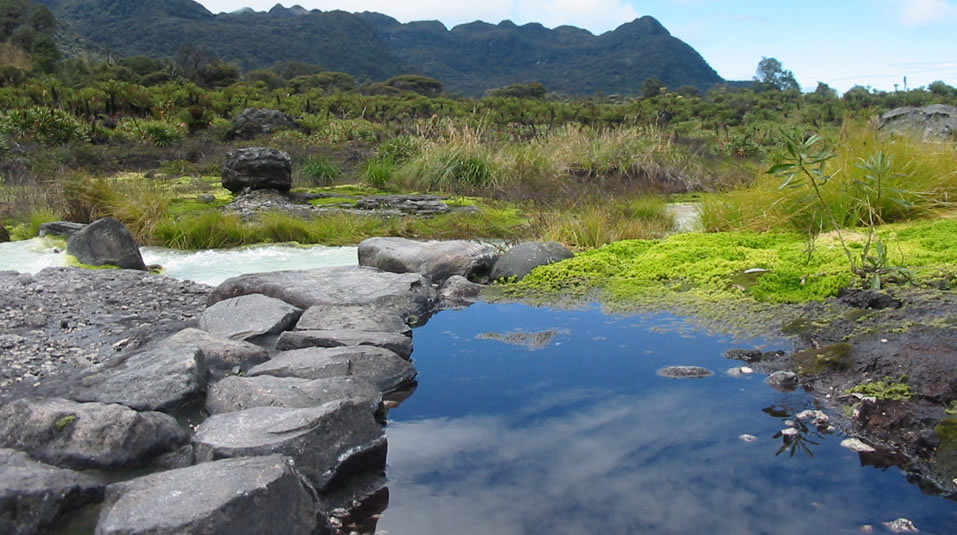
195,0,639,33
896,0,957,25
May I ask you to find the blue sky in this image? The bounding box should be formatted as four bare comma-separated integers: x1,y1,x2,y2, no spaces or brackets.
195,1,957,93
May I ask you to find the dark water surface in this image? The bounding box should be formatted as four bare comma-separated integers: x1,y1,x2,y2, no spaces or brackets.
378,303,956,535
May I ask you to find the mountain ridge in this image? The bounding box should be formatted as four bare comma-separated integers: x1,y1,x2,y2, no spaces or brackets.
35,0,724,95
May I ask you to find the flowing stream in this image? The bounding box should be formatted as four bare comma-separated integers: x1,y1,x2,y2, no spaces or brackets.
0,240,953,533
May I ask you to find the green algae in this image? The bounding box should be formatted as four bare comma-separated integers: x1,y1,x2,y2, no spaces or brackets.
54,414,76,431
847,377,916,401
936,418,957,451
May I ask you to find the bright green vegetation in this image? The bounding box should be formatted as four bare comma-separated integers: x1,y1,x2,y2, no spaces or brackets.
506,218,957,304
946,401,957,416
847,377,917,400
53,414,76,431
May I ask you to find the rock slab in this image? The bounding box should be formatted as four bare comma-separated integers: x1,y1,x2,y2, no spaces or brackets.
208,265,435,321
358,237,498,284
879,104,957,140
490,241,574,281
249,346,418,393
206,375,382,415
70,330,208,412
193,400,386,490
0,398,186,469
66,217,146,271
277,329,413,359
199,293,302,342
0,448,104,535
95,455,323,535
295,303,411,336
164,328,269,379
222,147,292,193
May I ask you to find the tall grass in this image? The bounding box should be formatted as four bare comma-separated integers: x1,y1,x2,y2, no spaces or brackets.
63,174,172,242
533,196,675,249
700,123,957,232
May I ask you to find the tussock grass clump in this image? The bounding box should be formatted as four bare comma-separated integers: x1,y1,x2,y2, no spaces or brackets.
533,196,675,249
700,123,957,233
63,174,172,242
297,157,342,186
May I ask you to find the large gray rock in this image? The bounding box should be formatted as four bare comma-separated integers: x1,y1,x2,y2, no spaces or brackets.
208,265,436,322
222,147,292,193
0,448,104,535
206,375,381,415
277,329,413,359
437,275,484,309
70,330,208,412
199,293,302,342
879,104,957,140
0,398,186,469
490,241,574,281
95,455,324,535
227,108,298,140
358,237,498,284
66,217,146,271
295,303,411,336
163,328,269,379
249,346,418,393
193,400,386,491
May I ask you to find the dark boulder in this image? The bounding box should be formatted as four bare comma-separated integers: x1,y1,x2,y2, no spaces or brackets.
95,455,324,535
0,225,8,243
490,241,574,281
227,108,298,140
0,448,104,535
66,217,146,271
0,398,187,469
222,147,292,193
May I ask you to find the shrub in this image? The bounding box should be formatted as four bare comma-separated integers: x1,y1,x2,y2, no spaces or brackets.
297,157,342,186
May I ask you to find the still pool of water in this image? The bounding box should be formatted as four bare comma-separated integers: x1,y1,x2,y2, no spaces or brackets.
380,303,956,535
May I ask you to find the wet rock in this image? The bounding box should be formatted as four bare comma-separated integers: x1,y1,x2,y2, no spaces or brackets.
792,343,854,374
766,371,799,391
66,217,146,271
738,434,758,443
879,104,957,140
248,346,418,393
227,108,298,140
796,409,830,427
724,349,763,363
221,147,292,193
841,438,877,453
192,400,387,491
437,275,484,309
726,366,754,377
37,221,86,238
0,225,9,242
208,265,436,322
490,241,574,282
163,328,269,379
206,375,381,415
95,455,323,535
0,448,104,535
199,293,302,342
358,237,498,284
837,289,902,310
295,303,411,336
656,366,714,379
70,330,208,412
277,329,413,360
0,398,186,469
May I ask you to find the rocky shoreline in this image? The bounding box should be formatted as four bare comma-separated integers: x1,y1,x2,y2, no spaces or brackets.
1,233,955,534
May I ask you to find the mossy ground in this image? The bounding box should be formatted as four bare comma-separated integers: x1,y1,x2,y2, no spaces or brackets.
847,377,916,400
505,218,957,306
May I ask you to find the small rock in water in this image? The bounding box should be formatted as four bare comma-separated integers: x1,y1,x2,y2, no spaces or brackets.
841,438,876,453
740,366,753,374
738,434,758,443
780,427,799,437
656,366,714,379
796,409,830,427
859,524,874,533
882,518,919,533
765,371,799,391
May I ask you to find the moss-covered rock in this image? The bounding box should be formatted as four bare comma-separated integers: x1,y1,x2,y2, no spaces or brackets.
792,343,853,375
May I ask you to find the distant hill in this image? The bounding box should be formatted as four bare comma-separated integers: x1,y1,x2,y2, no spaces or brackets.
35,0,724,95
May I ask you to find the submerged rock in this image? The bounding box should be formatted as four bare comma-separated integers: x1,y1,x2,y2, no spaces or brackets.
192,400,386,491
841,438,877,453
358,237,498,284
476,329,567,351
0,398,186,469
0,448,104,535
882,517,920,533
95,455,323,535
249,346,417,393
66,217,146,271
656,366,714,379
